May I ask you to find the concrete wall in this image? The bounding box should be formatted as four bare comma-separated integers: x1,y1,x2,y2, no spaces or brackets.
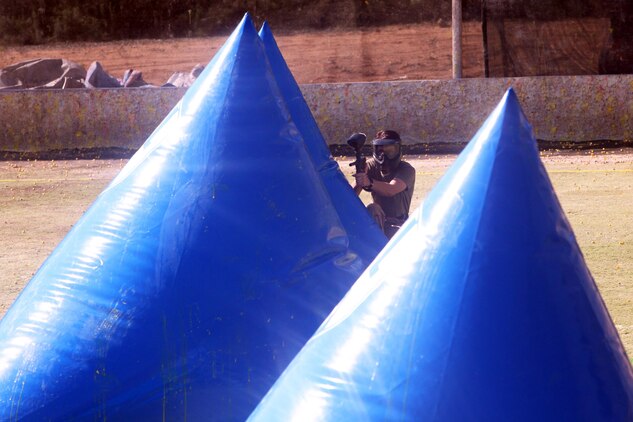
1,75,631,152
0,88,184,152
306,75,633,145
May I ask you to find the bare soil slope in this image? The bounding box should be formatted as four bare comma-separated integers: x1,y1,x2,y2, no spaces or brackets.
0,23,484,85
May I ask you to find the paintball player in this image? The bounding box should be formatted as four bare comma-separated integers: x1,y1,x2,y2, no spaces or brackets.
353,130,416,239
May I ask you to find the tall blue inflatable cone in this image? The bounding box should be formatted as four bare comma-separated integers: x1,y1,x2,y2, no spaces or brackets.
258,22,387,259
0,14,366,421
248,89,633,421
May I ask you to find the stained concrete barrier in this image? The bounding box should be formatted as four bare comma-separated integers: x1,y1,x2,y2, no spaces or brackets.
307,75,633,146
0,88,184,152
0,75,631,153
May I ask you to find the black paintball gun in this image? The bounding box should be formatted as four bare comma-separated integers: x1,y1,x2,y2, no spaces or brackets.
346,132,367,173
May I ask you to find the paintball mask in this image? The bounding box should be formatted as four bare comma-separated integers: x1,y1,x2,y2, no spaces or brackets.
372,133,402,172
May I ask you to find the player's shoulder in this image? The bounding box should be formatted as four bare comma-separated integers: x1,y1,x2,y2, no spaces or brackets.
399,160,416,173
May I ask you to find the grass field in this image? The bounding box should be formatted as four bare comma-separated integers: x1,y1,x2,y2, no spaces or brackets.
0,151,631,354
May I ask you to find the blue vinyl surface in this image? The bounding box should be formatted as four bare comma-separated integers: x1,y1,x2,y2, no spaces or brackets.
258,22,387,261
0,14,377,421
248,89,633,421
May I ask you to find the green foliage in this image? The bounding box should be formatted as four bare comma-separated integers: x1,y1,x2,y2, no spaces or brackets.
0,0,617,45
52,6,105,41
0,16,37,45
0,0,488,45
484,0,609,20
1,0,606,45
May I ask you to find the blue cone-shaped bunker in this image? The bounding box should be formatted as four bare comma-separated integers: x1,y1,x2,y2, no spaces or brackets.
0,15,366,421
258,22,386,259
248,89,633,421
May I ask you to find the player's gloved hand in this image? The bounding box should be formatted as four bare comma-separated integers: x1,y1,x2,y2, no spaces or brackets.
354,172,371,188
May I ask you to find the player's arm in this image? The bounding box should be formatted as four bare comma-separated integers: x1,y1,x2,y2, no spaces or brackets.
369,178,407,197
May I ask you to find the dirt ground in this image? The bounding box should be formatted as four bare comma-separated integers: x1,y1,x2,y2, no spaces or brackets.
1,150,632,354
0,22,484,85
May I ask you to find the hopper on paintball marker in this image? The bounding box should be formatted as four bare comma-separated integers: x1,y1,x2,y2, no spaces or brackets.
347,132,367,173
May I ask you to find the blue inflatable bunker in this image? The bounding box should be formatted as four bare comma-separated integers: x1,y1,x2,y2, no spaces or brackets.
258,22,386,258
0,14,383,421
248,89,633,421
